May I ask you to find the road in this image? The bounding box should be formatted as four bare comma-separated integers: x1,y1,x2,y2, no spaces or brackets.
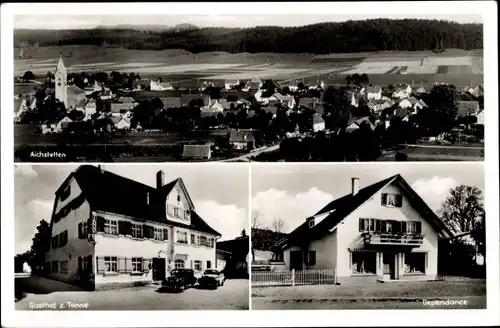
15,276,249,310
219,144,280,162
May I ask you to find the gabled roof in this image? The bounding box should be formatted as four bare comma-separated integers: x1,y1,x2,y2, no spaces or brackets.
118,96,136,103
279,174,453,249
313,115,325,124
54,165,220,236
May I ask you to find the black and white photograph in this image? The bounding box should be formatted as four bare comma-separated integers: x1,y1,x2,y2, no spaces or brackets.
250,163,486,309
12,13,485,162
13,164,250,310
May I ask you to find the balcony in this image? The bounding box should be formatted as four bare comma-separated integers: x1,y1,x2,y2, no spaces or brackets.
362,232,424,246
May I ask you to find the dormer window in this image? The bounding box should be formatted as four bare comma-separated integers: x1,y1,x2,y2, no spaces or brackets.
308,218,315,228
381,193,402,207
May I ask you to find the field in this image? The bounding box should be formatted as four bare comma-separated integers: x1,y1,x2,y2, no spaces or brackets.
14,46,483,89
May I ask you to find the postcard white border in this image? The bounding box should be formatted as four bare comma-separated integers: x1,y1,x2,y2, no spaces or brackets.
2,1,499,327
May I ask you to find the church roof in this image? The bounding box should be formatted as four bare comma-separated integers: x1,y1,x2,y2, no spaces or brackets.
55,55,66,75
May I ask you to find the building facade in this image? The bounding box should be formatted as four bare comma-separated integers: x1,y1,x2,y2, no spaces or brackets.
275,175,453,284
44,165,220,290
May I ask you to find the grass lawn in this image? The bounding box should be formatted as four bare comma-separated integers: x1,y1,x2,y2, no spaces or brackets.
251,279,486,299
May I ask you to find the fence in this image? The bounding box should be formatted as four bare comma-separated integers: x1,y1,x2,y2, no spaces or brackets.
251,269,336,287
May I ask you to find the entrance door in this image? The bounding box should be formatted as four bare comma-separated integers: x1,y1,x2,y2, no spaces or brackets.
290,251,303,271
383,252,396,280
152,257,166,281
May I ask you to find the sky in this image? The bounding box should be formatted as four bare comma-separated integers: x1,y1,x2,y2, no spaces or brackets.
14,164,249,254
13,14,482,30
252,163,485,234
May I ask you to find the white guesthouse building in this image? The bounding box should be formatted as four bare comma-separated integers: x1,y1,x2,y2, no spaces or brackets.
44,165,221,290
274,174,453,284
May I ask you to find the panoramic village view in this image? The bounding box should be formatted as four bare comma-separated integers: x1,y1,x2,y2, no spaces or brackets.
13,17,484,162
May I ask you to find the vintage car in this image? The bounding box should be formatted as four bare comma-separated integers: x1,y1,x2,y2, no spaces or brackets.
162,268,197,291
197,269,225,289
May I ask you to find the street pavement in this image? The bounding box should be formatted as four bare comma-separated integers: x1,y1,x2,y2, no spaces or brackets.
15,276,249,310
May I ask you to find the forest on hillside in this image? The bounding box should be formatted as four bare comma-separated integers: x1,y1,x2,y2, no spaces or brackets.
14,19,483,54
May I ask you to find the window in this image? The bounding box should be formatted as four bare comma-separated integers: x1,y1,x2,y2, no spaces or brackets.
191,233,196,245
209,238,215,248
174,207,180,217
406,221,422,234
81,221,88,237
51,261,58,273
194,260,202,271
308,218,315,228
154,228,163,241
306,251,316,265
60,261,68,273
82,256,90,273
60,185,71,201
104,256,118,272
59,230,68,247
200,235,209,247
132,257,143,272
104,219,118,235
176,231,188,244
382,193,403,207
174,259,185,268
51,236,59,249
273,251,284,262
404,253,426,274
351,252,376,274
132,224,143,238
207,261,211,269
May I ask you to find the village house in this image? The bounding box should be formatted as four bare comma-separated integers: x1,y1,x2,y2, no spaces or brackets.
398,97,427,114
249,77,263,91
150,79,174,91
345,117,376,133
229,129,256,150
132,79,151,91
273,93,296,109
273,175,453,284
475,109,485,126
313,115,326,132
224,79,240,91
111,116,131,130
366,86,382,101
43,165,221,290
82,99,97,121
41,116,74,135
111,102,138,117
392,85,412,99
465,85,484,98
415,86,428,95
182,144,212,160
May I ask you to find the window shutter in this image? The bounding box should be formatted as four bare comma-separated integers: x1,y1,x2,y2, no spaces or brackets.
190,260,193,269
96,256,105,274
87,255,93,274
78,223,83,239
142,258,150,273
401,222,407,233
118,221,127,235
163,229,169,241
359,218,364,231
125,258,133,273
96,216,105,232
118,257,126,273
381,193,387,205
416,222,422,234
78,256,83,274
396,194,403,207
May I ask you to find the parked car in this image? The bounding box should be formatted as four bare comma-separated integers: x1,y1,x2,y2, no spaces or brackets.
197,269,225,289
162,268,197,291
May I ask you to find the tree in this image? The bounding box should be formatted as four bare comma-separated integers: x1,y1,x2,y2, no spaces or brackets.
252,211,261,229
262,80,275,97
271,218,285,233
28,219,51,274
22,71,35,82
323,86,351,129
439,185,484,233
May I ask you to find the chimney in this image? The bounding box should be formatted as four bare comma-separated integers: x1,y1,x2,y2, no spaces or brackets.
351,177,360,196
156,170,165,189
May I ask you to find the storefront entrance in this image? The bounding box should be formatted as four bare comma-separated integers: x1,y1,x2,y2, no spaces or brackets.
383,252,397,280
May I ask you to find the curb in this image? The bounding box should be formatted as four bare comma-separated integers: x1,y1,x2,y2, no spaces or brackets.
253,295,484,303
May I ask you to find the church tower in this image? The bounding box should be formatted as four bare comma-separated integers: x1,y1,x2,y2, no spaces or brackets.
54,54,68,107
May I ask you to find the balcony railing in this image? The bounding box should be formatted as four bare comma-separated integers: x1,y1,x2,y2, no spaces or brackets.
362,232,424,246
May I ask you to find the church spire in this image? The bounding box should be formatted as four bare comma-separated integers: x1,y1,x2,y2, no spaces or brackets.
55,53,66,75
